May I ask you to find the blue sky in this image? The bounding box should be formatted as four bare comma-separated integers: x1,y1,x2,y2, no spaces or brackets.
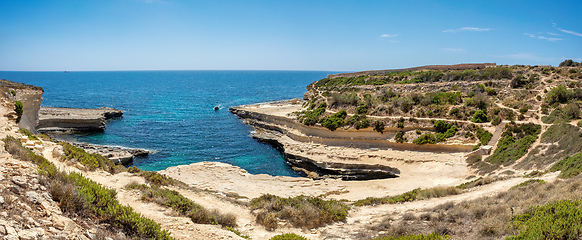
1,0,581,71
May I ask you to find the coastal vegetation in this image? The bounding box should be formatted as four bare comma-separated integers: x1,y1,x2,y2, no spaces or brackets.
371,175,582,239
250,194,349,229
19,127,39,141
126,183,237,227
2,136,173,239
59,142,123,173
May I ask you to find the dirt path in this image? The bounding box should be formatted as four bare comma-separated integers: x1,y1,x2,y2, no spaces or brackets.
38,142,245,240
321,173,558,239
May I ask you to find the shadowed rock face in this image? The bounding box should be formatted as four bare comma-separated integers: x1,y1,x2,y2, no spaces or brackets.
37,107,123,132
251,130,400,180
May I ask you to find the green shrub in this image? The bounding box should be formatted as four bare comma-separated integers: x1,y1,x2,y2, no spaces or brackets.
414,133,436,145
270,233,309,240
134,184,236,227
370,234,450,240
476,128,493,145
545,85,571,105
471,110,489,123
60,142,116,172
321,110,347,131
449,107,461,118
14,100,23,123
300,102,327,126
2,137,173,240
395,131,405,143
354,187,460,207
507,200,582,240
416,129,422,135
250,194,349,229
397,121,404,129
510,179,546,189
491,116,501,126
486,124,540,166
373,120,385,133
550,151,582,178
19,128,39,141
140,170,176,186
356,104,368,114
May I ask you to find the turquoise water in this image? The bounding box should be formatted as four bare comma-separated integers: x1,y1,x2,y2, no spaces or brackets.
0,71,335,176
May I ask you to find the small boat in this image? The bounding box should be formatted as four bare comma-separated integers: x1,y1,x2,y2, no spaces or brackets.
214,106,220,111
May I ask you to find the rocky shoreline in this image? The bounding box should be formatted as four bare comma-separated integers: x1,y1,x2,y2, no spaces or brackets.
251,130,400,180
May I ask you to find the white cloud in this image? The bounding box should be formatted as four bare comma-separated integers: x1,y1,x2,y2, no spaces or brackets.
443,27,491,33
557,28,582,37
547,32,560,36
380,34,398,38
524,33,562,42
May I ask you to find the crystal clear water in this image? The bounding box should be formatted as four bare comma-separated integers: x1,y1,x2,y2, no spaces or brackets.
0,70,335,176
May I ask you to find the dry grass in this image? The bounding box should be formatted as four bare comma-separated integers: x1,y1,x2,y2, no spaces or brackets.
250,194,349,230
369,175,582,239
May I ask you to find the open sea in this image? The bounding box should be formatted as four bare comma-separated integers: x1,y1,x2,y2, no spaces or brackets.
0,71,336,176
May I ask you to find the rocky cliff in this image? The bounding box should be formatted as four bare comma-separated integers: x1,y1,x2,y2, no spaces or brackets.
37,107,123,132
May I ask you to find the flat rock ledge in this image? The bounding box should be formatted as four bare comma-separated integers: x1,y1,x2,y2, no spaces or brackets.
37,107,123,132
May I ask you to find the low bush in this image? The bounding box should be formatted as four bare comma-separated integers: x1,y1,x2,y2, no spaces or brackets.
395,131,405,143
485,123,541,166
354,187,460,206
356,104,368,114
270,233,309,240
59,142,117,172
476,128,493,145
2,136,173,239
19,128,39,141
550,151,582,178
510,179,546,190
373,120,385,133
299,102,327,126
491,116,501,126
321,110,347,131
128,184,236,227
507,200,582,240
250,194,349,229
370,234,450,240
471,110,489,123
414,133,436,145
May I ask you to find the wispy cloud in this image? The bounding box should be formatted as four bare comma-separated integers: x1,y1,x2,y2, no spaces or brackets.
442,48,464,52
547,32,560,36
443,27,491,33
380,34,398,38
524,33,562,42
557,28,582,37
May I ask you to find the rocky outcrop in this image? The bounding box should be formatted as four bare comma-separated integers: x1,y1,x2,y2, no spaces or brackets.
251,129,400,180
15,90,43,133
37,107,123,132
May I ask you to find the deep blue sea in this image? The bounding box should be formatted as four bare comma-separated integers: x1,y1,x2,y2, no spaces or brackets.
0,71,335,176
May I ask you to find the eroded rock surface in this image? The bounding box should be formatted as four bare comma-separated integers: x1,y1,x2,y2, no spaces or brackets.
37,107,123,132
